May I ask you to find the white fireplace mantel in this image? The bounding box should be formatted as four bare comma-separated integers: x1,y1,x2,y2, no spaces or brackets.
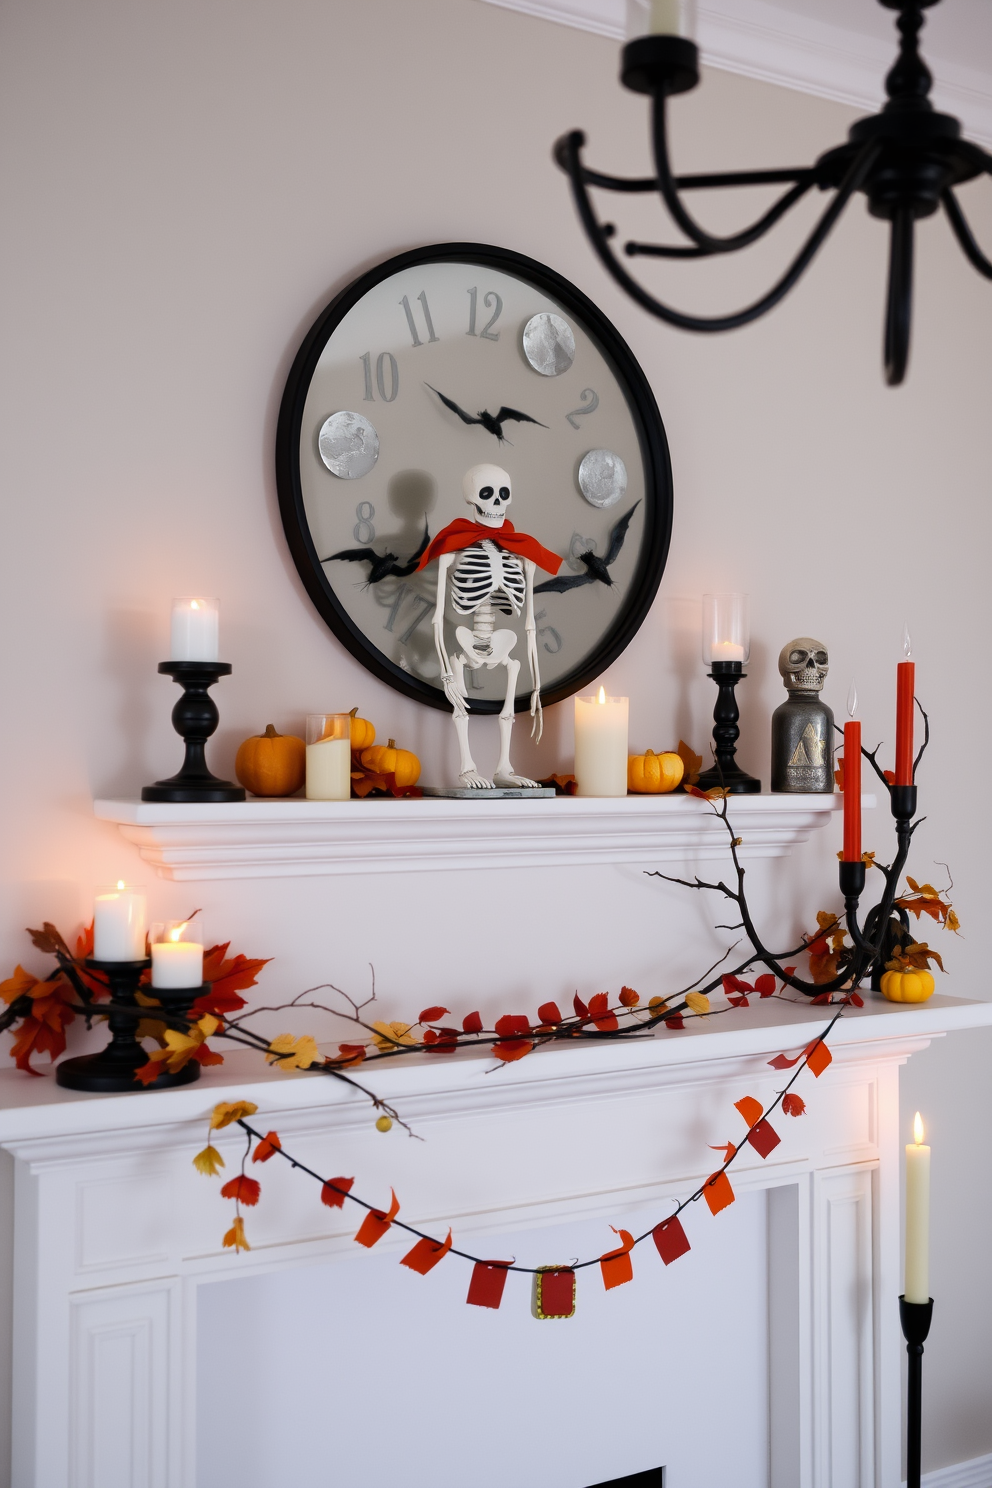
2,990,990,1488
93,791,873,881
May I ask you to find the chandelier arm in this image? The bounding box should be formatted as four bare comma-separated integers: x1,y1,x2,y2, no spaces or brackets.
560,132,878,333
626,179,814,259
884,205,915,387
650,95,816,253
942,188,992,280
551,135,812,197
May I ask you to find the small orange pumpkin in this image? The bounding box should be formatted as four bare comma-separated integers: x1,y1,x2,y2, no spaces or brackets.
349,707,376,752
360,738,421,789
235,725,305,797
879,968,935,1003
627,749,684,794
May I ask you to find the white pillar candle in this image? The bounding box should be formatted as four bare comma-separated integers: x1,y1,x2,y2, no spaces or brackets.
170,597,219,661
904,1111,931,1304
93,883,147,962
151,939,204,989
711,640,745,663
306,738,351,800
648,0,691,35
574,688,629,797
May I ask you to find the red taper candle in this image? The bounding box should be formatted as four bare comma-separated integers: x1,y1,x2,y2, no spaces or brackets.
843,721,862,861
895,661,915,786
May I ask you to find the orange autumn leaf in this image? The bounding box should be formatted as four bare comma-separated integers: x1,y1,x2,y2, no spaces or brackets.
220,1174,261,1206
0,965,40,1004
320,1177,354,1209
193,1043,224,1068
192,944,271,1016
588,993,618,1032
133,1056,167,1086
252,1131,282,1163
462,1011,483,1034
782,1093,806,1117
537,1001,562,1025
619,986,640,1007
494,1014,530,1038
703,1170,735,1216
330,1043,366,1067
492,1039,534,1062
734,1096,763,1129
677,739,702,787
419,1005,449,1023
222,1215,250,1252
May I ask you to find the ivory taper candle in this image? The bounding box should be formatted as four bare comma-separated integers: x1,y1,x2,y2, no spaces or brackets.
574,687,629,797
904,1111,931,1304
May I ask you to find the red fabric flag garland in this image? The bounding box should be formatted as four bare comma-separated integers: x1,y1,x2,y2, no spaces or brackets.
401,1229,453,1275
467,1261,512,1310
747,1119,781,1159
320,1177,354,1209
354,1188,400,1247
600,1227,635,1290
652,1216,691,1266
703,1171,735,1216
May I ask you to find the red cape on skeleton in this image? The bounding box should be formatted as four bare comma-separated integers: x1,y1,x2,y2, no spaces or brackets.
415,518,562,576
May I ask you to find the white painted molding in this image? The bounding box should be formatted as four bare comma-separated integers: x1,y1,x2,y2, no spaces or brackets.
478,0,992,145
914,1452,992,1488
94,791,873,880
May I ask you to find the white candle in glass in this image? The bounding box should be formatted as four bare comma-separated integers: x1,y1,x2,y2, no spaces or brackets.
306,713,352,801
710,641,745,663
904,1111,931,1304
151,922,204,989
626,0,696,37
574,687,629,797
170,597,219,661
93,883,147,961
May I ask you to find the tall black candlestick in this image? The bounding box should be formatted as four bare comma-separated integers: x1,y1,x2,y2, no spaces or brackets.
142,661,245,803
696,660,761,794
900,1295,933,1488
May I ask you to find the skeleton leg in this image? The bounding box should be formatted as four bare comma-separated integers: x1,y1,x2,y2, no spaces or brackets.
451,654,492,789
493,656,539,788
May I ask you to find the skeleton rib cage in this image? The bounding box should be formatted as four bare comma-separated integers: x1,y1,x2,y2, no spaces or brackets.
450,541,526,617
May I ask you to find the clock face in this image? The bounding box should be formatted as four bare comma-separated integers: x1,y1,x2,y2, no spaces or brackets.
276,244,673,712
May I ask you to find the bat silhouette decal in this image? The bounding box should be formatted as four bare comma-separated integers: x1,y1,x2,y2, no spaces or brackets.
426,384,548,444
324,522,430,585
534,503,640,593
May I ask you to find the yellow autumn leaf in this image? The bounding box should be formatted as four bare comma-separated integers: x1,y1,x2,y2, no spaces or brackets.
370,1020,418,1053
946,909,961,933
210,1100,259,1130
193,1144,225,1177
135,1017,168,1045
264,1033,321,1070
222,1215,250,1252
685,992,710,1016
197,1014,220,1037
163,1027,201,1057
647,996,668,1011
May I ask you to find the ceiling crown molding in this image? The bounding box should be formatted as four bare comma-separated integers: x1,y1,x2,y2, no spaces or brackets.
479,0,992,145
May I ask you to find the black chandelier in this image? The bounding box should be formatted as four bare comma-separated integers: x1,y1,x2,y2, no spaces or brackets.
555,0,992,385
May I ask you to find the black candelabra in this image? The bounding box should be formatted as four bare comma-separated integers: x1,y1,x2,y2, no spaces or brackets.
900,1295,934,1488
55,959,204,1092
697,660,760,795
142,661,245,803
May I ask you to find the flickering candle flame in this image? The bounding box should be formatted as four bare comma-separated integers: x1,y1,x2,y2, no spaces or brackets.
903,624,912,660
847,680,858,719
598,686,606,704
169,923,187,943
914,1111,925,1145
191,599,200,610
116,879,125,891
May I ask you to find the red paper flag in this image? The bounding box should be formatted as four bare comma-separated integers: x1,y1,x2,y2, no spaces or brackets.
600,1227,634,1290
354,1188,400,1247
768,1050,803,1071
734,1097,763,1129
535,1268,576,1318
703,1171,735,1216
652,1216,691,1266
320,1177,354,1209
747,1119,781,1159
467,1260,511,1310
401,1229,452,1275
805,1040,832,1078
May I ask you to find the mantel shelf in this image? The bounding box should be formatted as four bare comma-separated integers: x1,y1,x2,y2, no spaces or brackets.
94,791,875,881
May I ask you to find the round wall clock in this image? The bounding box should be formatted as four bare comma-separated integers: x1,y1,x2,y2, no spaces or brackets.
276,243,673,713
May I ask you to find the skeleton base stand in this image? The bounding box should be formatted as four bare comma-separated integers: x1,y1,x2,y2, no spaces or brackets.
431,464,553,791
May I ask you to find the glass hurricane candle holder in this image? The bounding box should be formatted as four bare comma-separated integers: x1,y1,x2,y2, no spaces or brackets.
151,919,205,989
626,0,696,39
306,713,352,800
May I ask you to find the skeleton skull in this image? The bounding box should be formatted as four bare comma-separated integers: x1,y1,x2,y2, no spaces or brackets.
779,637,829,693
463,463,511,528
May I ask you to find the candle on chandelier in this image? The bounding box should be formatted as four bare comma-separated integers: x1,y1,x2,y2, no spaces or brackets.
895,628,915,787
574,687,629,797
843,681,861,862
170,597,220,662
904,1111,931,1305
93,882,147,962
151,920,204,989
626,0,697,37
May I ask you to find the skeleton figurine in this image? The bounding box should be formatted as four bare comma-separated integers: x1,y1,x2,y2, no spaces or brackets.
771,638,835,793
416,464,563,789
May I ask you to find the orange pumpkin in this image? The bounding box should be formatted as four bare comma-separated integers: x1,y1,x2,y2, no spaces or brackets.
360,738,421,788
627,749,684,794
349,707,376,752
235,725,305,797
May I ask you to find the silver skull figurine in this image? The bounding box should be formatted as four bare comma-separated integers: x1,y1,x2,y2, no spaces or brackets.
771,636,834,793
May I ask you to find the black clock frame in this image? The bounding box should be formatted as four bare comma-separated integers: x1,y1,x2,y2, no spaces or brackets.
276,242,673,714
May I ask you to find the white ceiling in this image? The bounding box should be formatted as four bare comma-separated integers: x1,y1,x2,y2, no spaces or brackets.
479,0,992,142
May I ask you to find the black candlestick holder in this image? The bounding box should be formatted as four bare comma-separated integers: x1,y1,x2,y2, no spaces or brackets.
142,661,245,803
697,660,761,794
56,959,205,1092
900,1295,933,1488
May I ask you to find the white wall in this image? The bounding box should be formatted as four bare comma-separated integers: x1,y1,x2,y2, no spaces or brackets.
1,0,990,1479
